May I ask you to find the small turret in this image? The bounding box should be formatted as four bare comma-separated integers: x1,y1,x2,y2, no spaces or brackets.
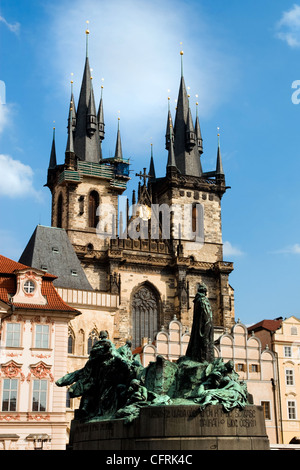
195,101,203,155
216,130,224,177
165,97,174,150
97,84,105,141
114,118,123,160
185,106,196,151
86,78,97,136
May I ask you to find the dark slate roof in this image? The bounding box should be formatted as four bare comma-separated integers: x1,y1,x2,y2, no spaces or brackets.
19,225,93,291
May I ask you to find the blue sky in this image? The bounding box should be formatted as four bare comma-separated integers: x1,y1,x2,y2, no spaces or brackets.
1,0,300,326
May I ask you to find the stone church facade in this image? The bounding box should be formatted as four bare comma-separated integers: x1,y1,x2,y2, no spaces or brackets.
24,31,235,351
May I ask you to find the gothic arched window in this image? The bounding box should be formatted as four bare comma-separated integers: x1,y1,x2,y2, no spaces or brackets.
88,191,99,228
68,327,75,354
57,193,63,228
87,328,98,354
132,285,159,350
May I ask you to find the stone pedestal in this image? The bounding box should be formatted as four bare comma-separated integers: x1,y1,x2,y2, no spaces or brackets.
68,404,270,450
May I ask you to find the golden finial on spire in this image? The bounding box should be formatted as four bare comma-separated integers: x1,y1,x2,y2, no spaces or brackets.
85,21,90,57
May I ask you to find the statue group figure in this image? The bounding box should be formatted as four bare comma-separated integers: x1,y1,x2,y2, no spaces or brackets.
56,283,251,423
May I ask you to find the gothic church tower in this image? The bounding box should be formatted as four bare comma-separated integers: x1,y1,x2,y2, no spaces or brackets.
45,34,234,349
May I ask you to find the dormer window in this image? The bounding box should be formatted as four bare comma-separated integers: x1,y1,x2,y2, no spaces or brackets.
23,280,36,294
52,247,59,254
71,270,78,276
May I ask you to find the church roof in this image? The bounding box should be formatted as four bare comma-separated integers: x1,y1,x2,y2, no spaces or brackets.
0,254,79,313
19,225,93,291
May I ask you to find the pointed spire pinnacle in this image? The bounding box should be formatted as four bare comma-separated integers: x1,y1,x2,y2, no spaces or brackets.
87,75,97,136
66,102,75,154
165,96,174,150
216,128,224,175
167,122,177,170
97,81,105,141
186,106,196,151
114,117,123,160
69,74,76,130
195,100,203,155
48,124,57,169
148,143,156,182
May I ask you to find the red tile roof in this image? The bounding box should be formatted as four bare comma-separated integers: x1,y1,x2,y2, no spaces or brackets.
0,254,79,314
247,319,282,332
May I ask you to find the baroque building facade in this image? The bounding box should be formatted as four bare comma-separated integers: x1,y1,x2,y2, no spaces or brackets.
42,31,235,351
0,255,79,450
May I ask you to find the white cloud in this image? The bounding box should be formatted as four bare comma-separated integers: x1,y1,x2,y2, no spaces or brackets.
273,243,300,254
0,15,20,34
276,4,300,48
41,0,237,163
223,241,244,257
0,154,40,199
0,103,11,134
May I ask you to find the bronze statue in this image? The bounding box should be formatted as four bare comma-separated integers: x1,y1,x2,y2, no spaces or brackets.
185,283,214,363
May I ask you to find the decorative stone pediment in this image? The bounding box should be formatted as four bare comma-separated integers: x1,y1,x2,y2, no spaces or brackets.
11,269,47,306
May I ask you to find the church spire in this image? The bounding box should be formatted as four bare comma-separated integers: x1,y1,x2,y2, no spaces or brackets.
114,117,123,160
173,50,202,177
73,24,100,163
48,125,57,169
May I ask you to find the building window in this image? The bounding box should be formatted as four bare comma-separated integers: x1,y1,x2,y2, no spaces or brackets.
249,364,259,373
236,363,245,372
261,401,271,420
285,369,294,386
66,389,71,409
287,400,297,420
284,346,292,357
32,379,47,412
57,193,63,228
88,191,99,228
23,280,35,294
6,323,21,348
68,328,75,354
35,325,50,349
87,329,98,354
132,285,159,350
2,378,18,411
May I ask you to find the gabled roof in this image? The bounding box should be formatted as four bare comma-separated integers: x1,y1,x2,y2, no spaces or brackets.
0,255,79,313
19,225,93,291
